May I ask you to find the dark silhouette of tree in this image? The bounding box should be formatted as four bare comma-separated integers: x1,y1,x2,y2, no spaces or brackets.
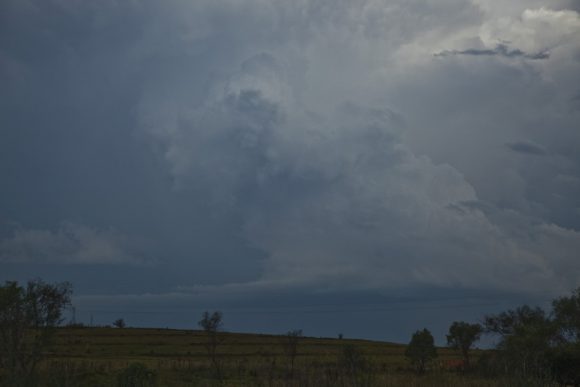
281,329,302,379
405,328,437,374
0,279,72,385
199,310,223,333
550,287,580,385
198,310,223,380
553,287,580,343
480,289,580,384
483,305,555,379
484,305,548,338
113,318,126,328
338,344,373,386
446,321,482,368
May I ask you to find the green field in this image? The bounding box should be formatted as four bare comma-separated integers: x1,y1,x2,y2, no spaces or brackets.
29,327,542,387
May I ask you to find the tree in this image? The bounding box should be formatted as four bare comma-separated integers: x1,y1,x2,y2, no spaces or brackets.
281,329,302,378
338,344,372,386
113,318,126,329
0,279,72,385
483,305,548,338
479,289,580,384
553,287,580,343
198,310,223,379
550,287,580,385
446,321,482,368
405,328,437,374
483,305,555,379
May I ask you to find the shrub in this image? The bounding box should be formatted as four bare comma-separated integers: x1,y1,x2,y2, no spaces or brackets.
117,363,157,387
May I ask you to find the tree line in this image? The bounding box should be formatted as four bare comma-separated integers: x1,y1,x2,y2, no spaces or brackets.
405,288,580,385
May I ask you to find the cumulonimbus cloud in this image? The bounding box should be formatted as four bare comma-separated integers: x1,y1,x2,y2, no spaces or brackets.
140,41,580,295
2,0,578,296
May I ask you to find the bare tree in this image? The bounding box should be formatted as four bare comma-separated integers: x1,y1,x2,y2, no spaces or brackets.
113,318,126,329
0,279,72,385
281,329,302,379
198,310,223,379
338,344,372,386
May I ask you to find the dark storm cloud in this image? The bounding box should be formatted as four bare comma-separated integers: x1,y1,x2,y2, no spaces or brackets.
435,44,550,60
1,0,580,339
0,0,264,287
506,141,548,156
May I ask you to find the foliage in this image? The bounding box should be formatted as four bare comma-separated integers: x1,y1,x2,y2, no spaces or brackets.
483,305,556,379
117,363,157,387
113,319,126,329
338,344,374,386
478,288,580,383
548,343,580,386
405,328,437,374
550,288,580,385
552,287,580,343
0,279,72,386
446,321,482,368
483,305,548,338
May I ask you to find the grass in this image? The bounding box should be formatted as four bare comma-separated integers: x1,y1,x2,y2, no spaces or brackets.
27,327,554,386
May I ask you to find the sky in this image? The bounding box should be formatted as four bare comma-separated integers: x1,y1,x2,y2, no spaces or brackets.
1,0,580,344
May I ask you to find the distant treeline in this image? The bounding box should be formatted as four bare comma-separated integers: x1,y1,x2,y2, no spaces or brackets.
405,287,580,385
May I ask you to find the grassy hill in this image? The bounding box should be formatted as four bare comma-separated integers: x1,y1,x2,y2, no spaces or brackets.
31,326,506,386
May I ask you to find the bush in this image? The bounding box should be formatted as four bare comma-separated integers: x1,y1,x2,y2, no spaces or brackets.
117,363,157,387
338,344,374,387
549,344,580,386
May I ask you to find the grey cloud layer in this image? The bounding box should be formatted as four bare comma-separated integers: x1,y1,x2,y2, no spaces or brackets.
1,0,579,298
